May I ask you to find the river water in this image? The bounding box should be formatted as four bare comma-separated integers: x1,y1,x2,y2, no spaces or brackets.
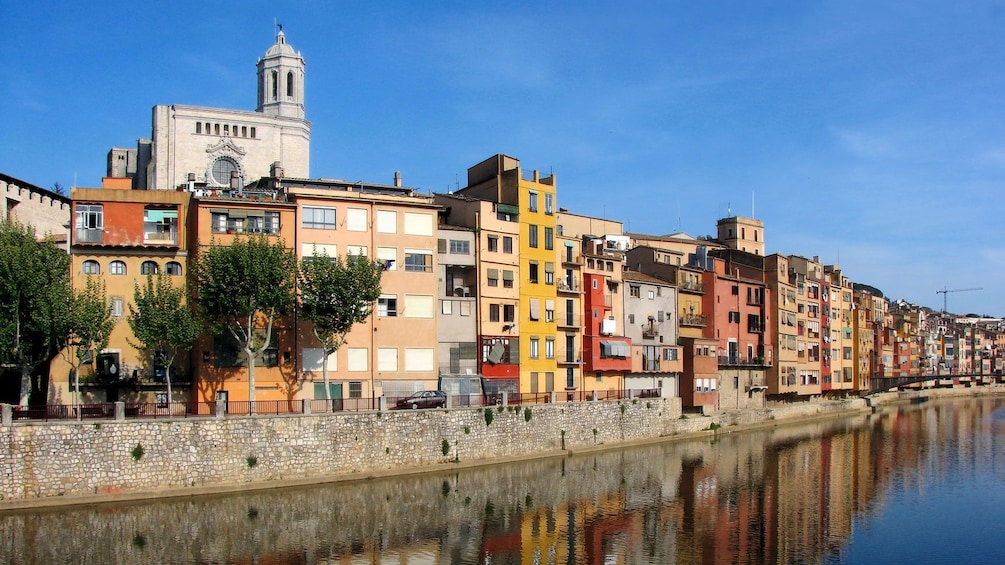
2,396,1005,564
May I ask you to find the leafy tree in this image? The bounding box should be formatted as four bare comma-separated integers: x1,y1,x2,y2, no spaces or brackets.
192,236,297,405
299,250,383,400
0,220,71,406
128,272,200,409
61,276,115,406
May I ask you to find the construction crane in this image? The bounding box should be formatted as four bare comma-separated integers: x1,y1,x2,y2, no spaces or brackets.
936,286,982,313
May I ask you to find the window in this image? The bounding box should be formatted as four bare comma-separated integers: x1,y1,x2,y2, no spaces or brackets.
503,304,515,322
349,382,362,398
404,250,433,272
502,270,514,288
405,348,435,371
728,311,740,323
503,236,513,253
247,212,281,235
375,210,397,233
143,208,178,242
630,285,640,298
530,337,540,359
545,262,554,285
528,225,539,248
196,123,202,134
75,204,103,243
377,247,396,271
545,299,554,322
403,295,435,318
81,259,100,275
487,235,498,252
141,261,159,275
529,191,538,212
487,268,499,287
529,298,540,321
303,206,336,229
347,348,368,371
250,127,256,138
403,212,433,236
648,290,655,300
528,261,539,283
211,157,238,185
544,227,554,250
109,261,126,275
165,261,182,276
545,193,554,215
378,296,397,317
546,337,555,359
110,297,124,318
346,208,367,231
449,240,470,254
286,71,294,97
663,348,679,361
489,304,500,322
441,300,452,315
377,348,398,372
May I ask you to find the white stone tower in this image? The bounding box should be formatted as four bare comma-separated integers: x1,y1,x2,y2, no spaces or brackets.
257,26,306,119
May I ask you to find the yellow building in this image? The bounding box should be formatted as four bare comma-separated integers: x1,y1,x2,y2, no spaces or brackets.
454,154,558,393
55,187,192,405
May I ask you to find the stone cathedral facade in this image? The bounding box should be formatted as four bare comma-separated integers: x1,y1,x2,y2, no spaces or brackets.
107,28,311,190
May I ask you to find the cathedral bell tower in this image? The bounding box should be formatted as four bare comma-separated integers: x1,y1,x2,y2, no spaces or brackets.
256,26,306,120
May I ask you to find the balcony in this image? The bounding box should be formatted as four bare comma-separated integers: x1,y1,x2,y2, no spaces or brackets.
679,314,707,328
562,255,584,267
642,328,659,340
144,230,179,245
557,280,583,294
642,357,660,372
718,356,771,367
75,228,103,244
679,280,704,294
557,315,583,330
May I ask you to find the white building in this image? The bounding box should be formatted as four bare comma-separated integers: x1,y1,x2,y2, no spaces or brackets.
109,28,311,190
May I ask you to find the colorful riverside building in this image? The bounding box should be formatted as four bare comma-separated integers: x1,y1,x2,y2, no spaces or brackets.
59,172,441,406
764,254,799,397
557,212,633,395
448,154,559,394
622,271,682,397
434,191,521,397
256,175,441,402
824,265,856,393
56,186,192,404
703,249,773,409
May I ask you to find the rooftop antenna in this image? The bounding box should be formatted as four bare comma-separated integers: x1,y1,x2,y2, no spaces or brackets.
677,201,682,232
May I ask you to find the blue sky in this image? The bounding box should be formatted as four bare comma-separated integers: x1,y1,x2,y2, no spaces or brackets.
3,1,1004,316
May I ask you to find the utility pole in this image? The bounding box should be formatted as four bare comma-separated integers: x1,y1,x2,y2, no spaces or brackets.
935,286,982,313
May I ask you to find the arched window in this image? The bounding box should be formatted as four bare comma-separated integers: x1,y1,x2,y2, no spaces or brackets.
271,71,278,100
82,260,100,275
286,71,294,98
211,157,239,185
141,261,159,275
165,261,183,276
109,260,127,275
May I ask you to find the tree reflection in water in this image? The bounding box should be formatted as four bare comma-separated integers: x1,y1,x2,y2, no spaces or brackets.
2,396,1004,564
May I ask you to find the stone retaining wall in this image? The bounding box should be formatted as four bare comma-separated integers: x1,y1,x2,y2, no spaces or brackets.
0,395,870,503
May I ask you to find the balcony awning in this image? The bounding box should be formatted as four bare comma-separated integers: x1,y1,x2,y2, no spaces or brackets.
497,203,519,215
601,340,630,358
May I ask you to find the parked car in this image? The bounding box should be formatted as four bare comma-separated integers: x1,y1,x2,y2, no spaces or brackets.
394,390,447,410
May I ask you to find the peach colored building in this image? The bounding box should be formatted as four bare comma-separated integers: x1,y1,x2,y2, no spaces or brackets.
280,177,441,401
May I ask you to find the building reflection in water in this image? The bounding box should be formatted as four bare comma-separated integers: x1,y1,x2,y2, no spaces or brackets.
1,396,1003,564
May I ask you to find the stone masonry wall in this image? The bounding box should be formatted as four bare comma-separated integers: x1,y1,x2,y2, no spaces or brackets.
0,396,870,502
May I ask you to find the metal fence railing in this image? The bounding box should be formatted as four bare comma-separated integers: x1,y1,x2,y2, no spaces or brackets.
5,388,666,423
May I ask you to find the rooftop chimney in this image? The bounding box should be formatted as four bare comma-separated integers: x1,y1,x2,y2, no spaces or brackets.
394,171,402,187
